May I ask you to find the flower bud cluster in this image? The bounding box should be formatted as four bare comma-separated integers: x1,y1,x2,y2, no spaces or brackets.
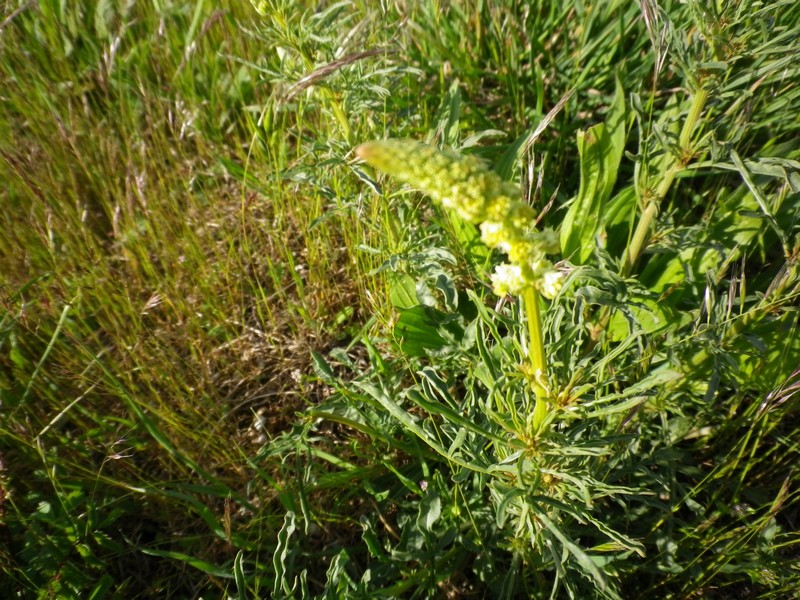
356,139,563,299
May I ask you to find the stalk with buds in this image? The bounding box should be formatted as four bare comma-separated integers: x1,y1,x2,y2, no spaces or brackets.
356,139,560,432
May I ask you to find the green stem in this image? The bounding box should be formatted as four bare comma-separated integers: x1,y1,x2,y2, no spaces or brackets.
523,287,549,432
621,86,709,276
622,200,660,277
679,87,709,151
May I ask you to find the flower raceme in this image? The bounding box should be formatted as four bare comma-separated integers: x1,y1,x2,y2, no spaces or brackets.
355,139,563,299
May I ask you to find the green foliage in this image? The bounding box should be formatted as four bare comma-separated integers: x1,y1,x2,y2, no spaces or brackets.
274,0,800,597
2,0,800,598
561,77,627,264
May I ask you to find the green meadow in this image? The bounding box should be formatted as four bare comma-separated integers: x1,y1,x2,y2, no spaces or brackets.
2,1,799,597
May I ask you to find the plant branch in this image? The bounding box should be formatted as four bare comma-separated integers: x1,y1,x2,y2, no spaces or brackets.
622,86,710,276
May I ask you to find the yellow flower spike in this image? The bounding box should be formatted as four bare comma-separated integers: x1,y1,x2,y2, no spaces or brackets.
356,137,556,434
356,139,560,302
356,139,509,224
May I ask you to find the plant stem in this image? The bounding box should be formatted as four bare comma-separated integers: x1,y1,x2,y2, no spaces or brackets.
621,86,709,276
590,86,711,345
523,287,549,432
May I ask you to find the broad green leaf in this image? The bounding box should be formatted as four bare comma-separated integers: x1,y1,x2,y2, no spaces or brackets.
640,245,723,296
389,273,418,309
495,129,531,181
434,272,458,311
561,77,627,263
427,79,461,147
416,491,442,533
601,184,637,257
607,296,679,341
311,351,336,384
393,305,450,357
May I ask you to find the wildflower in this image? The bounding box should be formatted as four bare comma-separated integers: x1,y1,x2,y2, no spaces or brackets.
491,264,526,296
357,138,556,426
539,269,564,300
480,221,511,251
356,139,500,222
356,139,560,298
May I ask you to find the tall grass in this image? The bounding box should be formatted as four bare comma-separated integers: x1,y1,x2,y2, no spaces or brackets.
0,1,351,595
2,0,799,598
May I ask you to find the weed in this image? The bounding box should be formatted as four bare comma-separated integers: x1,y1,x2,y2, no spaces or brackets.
2,0,799,598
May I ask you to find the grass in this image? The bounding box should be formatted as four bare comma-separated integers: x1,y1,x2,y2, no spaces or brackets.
1,0,800,598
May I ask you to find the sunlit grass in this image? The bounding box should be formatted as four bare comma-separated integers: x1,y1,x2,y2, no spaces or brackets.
2,0,800,598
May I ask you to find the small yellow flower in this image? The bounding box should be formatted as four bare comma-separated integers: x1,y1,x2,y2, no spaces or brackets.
480,221,511,251
507,239,540,267
539,269,564,300
491,264,526,296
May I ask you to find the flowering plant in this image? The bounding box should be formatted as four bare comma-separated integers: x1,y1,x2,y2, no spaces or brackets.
356,140,563,299
356,139,561,430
